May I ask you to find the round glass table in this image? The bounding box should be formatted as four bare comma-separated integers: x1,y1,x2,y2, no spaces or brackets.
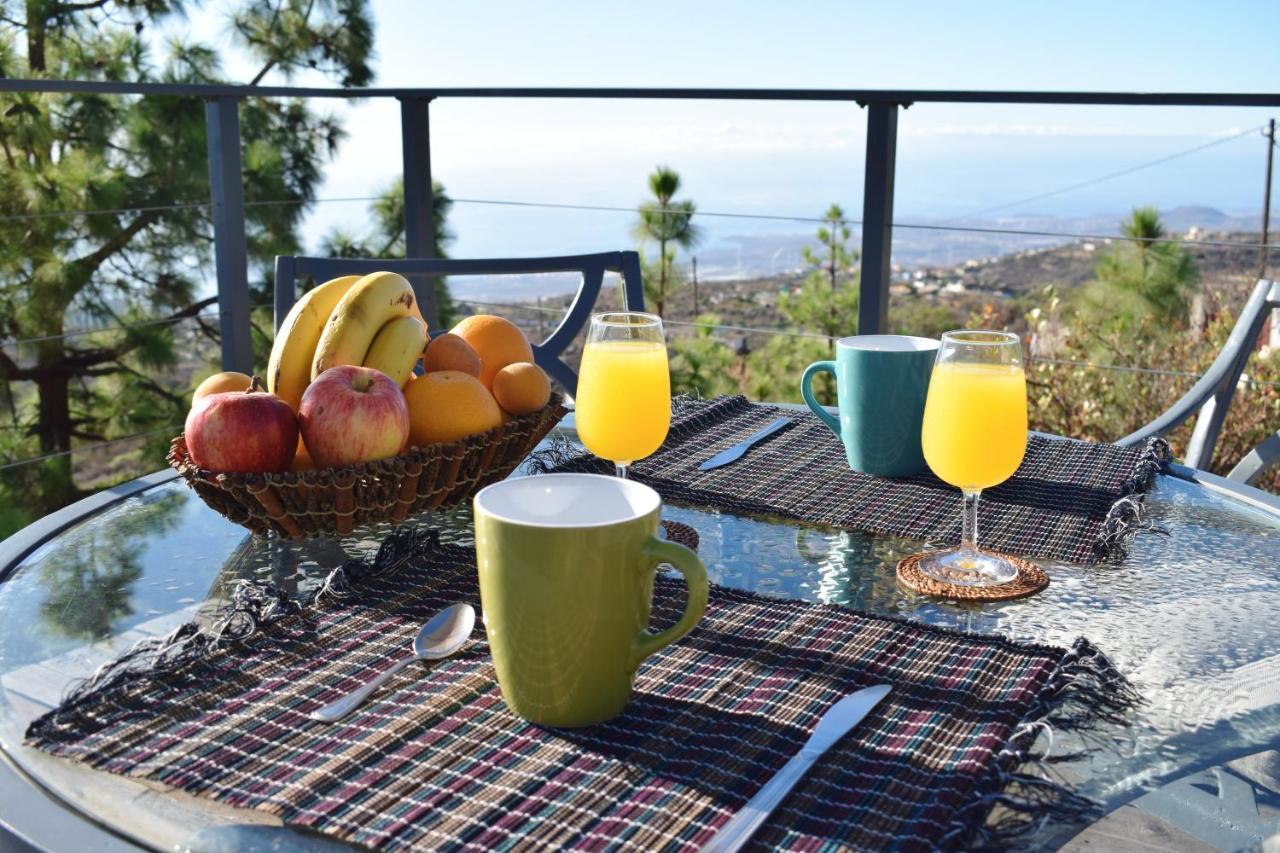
1,425,1278,851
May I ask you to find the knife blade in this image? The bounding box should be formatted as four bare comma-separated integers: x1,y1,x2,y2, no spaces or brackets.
701,684,892,853
698,417,792,471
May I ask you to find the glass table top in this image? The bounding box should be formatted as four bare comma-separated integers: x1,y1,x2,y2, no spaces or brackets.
0,437,1278,850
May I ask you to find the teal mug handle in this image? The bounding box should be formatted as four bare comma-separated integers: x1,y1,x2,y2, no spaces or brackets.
801,360,841,440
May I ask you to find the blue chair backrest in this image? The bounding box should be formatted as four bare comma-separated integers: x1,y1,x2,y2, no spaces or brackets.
273,251,645,395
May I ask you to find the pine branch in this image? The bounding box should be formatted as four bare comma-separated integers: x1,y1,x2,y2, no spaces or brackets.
0,348,22,381
49,0,111,14
109,362,185,404
66,208,163,298
248,60,276,87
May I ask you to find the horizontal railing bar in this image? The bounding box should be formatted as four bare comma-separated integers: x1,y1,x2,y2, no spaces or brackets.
457,298,1280,389
459,298,836,340
1,79,1278,107
446,198,1280,251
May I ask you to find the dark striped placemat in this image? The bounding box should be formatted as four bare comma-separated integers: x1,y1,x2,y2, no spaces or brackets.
538,395,1171,565
28,531,1138,851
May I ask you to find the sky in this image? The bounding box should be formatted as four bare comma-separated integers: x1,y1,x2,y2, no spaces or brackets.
169,1,1280,280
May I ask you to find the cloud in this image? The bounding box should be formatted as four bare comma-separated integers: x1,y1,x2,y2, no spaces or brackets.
904,124,1249,138
427,121,863,156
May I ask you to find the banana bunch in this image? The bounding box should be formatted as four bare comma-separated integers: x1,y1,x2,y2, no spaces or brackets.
267,271,428,409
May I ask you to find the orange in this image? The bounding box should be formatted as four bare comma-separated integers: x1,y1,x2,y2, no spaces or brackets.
492,362,551,415
451,314,533,389
291,436,314,472
193,371,252,403
425,332,482,377
404,370,503,446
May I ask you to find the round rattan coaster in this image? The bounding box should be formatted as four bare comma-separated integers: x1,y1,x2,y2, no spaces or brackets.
896,551,1048,602
660,520,699,552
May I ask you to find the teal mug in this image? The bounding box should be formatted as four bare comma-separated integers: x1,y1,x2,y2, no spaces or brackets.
801,335,939,477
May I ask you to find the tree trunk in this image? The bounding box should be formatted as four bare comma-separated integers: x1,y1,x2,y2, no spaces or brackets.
33,350,79,509
657,236,668,318
827,231,837,356
25,0,46,72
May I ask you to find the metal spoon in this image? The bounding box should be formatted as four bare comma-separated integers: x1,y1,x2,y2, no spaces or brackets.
308,603,476,723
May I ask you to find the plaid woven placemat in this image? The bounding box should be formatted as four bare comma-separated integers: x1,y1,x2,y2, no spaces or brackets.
537,395,1171,565
28,531,1138,851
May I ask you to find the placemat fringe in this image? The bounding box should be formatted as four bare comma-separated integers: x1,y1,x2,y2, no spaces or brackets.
1094,436,1173,562
30,527,442,740
524,432,582,474
940,637,1144,850
313,527,440,605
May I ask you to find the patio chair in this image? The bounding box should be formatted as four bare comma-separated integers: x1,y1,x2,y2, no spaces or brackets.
272,251,646,396
1117,278,1280,485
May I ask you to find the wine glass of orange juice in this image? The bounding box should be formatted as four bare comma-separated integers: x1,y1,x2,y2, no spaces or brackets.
919,330,1028,586
575,312,671,479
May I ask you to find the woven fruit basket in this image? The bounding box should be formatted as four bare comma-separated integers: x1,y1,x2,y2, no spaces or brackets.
168,393,567,538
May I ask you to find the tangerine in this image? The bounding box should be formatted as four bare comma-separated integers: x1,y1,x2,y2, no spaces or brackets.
193,371,252,403
425,332,482,377
492,362,551,415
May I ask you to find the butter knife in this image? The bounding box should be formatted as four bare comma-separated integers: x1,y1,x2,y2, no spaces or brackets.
701,684,892,853
698,417,792,471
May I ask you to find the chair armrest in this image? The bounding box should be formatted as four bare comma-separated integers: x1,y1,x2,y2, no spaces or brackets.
1116,279,1277,448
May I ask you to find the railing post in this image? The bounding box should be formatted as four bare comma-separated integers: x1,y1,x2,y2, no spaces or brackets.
858,100,901,336
204,96,253,374
399,95,440,329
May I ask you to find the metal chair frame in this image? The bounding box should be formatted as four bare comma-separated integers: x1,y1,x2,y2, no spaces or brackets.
272,251,645,396
1118,278,1280,484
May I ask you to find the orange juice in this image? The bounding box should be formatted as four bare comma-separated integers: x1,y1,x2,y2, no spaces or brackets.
575,340,671,464
921,362,1027,490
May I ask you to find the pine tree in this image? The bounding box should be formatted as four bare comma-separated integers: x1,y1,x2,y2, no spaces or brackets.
1080,206,1199,329
632,166,700,318
782,203,860,360
0,0,375,531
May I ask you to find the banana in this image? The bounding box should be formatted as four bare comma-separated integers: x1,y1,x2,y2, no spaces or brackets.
363,315,428,388
311,272,418,380
267,275,362,411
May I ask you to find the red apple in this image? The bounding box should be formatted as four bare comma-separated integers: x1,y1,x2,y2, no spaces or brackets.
185,377,298,473
299,365,409,467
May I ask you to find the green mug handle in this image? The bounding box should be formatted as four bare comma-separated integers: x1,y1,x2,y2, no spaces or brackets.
801,360,842,440
630,537,709,672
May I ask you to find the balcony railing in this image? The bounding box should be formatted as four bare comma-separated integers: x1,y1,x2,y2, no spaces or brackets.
1,78,1278,378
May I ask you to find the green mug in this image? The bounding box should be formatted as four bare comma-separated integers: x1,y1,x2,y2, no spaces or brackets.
473,473,708,727
801,335,939,477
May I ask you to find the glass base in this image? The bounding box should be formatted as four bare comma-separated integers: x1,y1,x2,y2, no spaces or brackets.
918,548,1019,588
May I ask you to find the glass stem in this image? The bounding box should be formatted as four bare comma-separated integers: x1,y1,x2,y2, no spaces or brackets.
960,489,981,558
615,463,629,479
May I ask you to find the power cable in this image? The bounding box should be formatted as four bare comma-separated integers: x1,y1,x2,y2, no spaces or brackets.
1029,355,1280,390
946,125,1265,223
0,303,271,349
0,425,180,472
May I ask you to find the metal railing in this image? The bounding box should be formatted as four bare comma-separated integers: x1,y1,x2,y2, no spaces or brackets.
3,79,1278,375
